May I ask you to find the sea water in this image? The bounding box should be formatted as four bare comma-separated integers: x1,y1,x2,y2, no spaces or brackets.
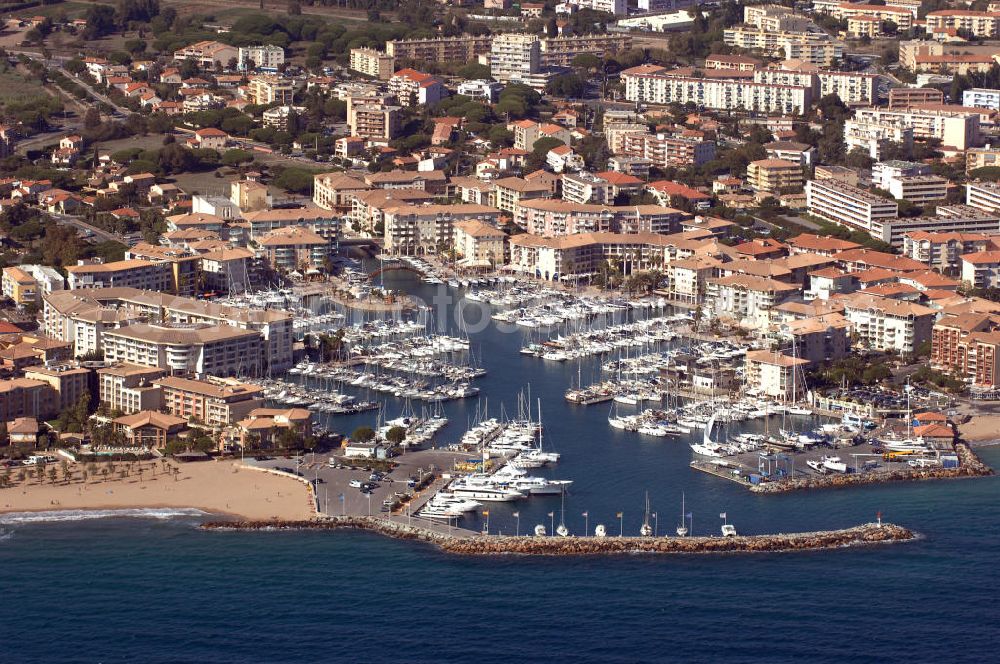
1,275,998,662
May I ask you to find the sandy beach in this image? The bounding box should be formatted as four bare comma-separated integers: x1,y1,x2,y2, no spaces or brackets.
959,415,1000,445
0,460,317,520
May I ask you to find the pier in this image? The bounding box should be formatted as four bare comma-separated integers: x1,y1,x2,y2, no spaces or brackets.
201,517,917,556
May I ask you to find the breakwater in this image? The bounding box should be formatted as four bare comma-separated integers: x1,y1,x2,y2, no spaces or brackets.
201,516,916,556
750,442,994,494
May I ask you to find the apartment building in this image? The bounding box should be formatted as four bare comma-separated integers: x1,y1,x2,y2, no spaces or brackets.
102,323,264,376
707,274,799,329
872,207,1000,247
97,363,165,414
886,174,949,203
246,75,294,105
385,36,493,62
931,311,1000,387
491,176,552,215
852,107,980,151
704,54,762,72
255,226,331,271
453,220,506,265
66,259,174,292
22,364,89,412
562,172,614,205
43,288,293,372
619,132,716,167
830,3,914,29
926,10,1000,37
237,45,284,72
456,79,503,103
764,141,816,166
382,204,502,255
805,180,899,236
722,27,844,66
508,232,677,281
889,87,944,110
744,350,809,401
2,267,38,307
349,48,394,80
172,41,238,69
966,182,1000,214
350,189,434,233
511,119,572,152
0,377,57,421
348,102,402,140
388,69,446,107
744,5,814,32
903,231,996,272
313,173,371,211
961,250,1000,288
747,159,804,195
967,145,1000,172
243,206,340,241
154,375,263,426
840,293,936,355
490,33,540,83
537,34,632,67
622,65,811,114
843,117,914,160
963,88,1000,111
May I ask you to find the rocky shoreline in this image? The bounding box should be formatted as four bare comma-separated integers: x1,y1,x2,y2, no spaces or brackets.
200,517,916,556
750,442,994,494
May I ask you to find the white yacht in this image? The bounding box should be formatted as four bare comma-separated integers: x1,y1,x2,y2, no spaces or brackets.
448,477,525,502
822,455,848,474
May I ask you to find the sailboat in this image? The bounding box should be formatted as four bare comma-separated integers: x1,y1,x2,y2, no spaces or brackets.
640,491,653,537
556,492,569,537
676,493,689,537
690,414,723,457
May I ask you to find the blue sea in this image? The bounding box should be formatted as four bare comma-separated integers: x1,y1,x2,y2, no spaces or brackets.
2,275,999,663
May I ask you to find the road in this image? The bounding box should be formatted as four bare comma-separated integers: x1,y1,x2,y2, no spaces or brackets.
9,49,130,118
49,212,128,245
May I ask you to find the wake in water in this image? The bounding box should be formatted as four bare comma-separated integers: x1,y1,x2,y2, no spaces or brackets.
0,508,209,525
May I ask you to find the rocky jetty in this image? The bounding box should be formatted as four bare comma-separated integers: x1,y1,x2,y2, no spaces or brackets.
201,517,915,556
750,442,993,494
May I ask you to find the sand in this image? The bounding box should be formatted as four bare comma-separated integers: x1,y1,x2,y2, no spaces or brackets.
959,415,1000,444
0,459,317,520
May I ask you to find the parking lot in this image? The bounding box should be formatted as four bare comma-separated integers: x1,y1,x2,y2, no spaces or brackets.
246,448,480,520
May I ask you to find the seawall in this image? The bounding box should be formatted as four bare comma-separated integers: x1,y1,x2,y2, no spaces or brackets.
749,442,994,494
200,517,916,556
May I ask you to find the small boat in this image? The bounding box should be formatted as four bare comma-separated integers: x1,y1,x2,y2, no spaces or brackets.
676,492,689,537
534,524,547,536
640,491,653,537
822,455,848,474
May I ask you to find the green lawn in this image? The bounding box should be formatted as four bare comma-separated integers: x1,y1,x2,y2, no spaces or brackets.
0,63,47,105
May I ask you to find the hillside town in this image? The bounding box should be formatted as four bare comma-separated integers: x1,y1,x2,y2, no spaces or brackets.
0,0,998,517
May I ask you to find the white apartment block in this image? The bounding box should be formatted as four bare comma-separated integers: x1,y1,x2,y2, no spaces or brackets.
43,288,293,372
561,173,614,205
623,66,811,114
886,175,948,203
102,324,264,376
872,160,931,189
619,133,717,167
961,250,1000,288
66,259,173,292
349,48,394,81
490,34,540,83
903,231,996,271
829,3,914,30
723,27,844,66
707,274,799,330
843,117,914,160
963,88,1000,111
840,293,935,355
457,79,503,103
237,45,284,72
744,350,809,402
806,180,899,236
967,182,1000,214
926,10,1000,38
852,108,980,151
383,204,502,255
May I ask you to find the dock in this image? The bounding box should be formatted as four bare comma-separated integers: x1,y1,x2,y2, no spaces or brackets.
690,460,753,486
